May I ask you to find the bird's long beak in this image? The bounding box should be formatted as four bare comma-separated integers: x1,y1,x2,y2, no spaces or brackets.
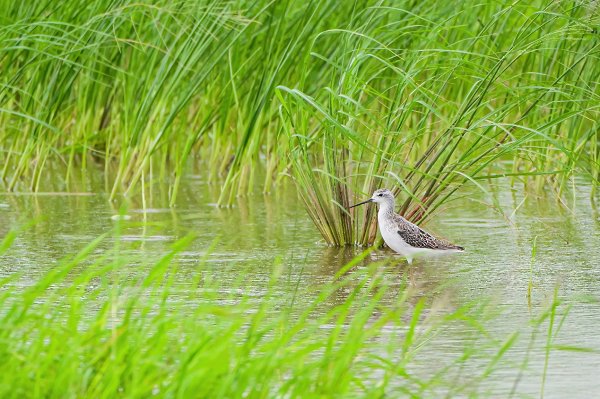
349,198,373,209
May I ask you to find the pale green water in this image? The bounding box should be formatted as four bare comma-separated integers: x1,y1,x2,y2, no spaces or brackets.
1,167,599,397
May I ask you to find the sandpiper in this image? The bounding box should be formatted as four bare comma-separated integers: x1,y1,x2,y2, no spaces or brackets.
349,188,464,264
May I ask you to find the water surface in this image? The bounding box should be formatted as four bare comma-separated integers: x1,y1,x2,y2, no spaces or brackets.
1,168,599,397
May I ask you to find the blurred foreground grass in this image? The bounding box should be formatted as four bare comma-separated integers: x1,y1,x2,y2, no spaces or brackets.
0,221,570,398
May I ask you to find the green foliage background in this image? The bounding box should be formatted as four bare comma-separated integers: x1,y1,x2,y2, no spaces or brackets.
1,0,599,243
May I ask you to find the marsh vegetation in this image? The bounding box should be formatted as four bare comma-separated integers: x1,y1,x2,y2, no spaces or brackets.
1,0,599,397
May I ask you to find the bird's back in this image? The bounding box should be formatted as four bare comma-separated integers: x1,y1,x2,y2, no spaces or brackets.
391,213,464,251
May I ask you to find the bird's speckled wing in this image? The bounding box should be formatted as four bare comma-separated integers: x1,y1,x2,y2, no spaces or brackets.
392,214,464,251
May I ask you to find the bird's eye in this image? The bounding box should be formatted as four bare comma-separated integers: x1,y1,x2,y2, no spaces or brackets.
378,193,383,197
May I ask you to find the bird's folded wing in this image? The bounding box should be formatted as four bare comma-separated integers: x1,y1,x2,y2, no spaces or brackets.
397,227,463,250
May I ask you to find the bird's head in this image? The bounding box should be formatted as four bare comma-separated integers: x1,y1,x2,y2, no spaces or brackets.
370,188,395,204
349,188,395,209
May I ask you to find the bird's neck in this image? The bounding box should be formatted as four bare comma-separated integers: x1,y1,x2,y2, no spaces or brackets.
378,200,395,218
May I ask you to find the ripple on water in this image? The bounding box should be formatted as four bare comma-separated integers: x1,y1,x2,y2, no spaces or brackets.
120,235,172,241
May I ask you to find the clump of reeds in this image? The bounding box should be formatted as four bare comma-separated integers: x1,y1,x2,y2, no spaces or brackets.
276,0,600,246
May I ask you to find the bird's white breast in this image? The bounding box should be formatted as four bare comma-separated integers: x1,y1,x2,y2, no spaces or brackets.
378,211,436,261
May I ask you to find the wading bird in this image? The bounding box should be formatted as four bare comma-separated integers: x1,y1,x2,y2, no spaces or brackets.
349,188,464,264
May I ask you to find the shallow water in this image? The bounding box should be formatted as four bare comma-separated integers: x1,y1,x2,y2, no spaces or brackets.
1,168,599,397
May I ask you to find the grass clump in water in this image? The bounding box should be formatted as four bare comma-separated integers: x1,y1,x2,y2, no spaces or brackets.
277,0,600,245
